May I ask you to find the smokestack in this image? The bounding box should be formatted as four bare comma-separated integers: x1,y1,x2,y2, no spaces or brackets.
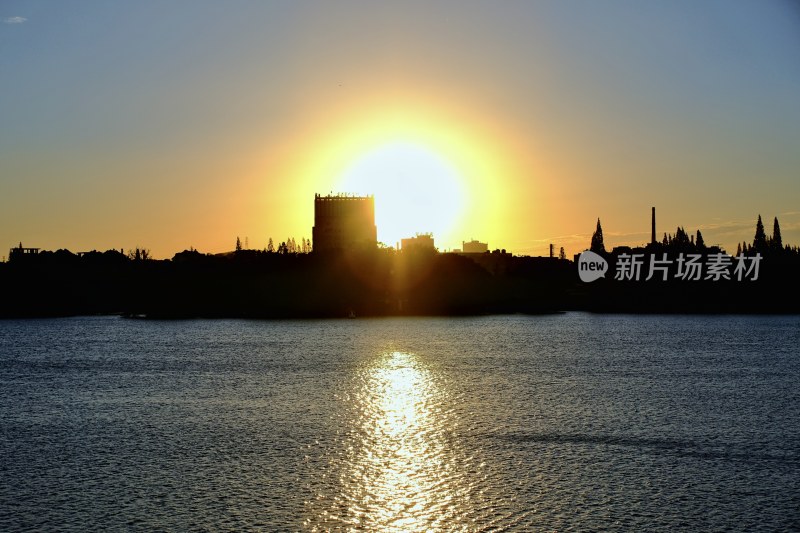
651,206,656,244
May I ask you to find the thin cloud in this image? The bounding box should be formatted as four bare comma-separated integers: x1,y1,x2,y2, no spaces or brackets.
3,16,27,24
524,233,592,245
606,230,650,238
777,220,800,231
697,220,752,232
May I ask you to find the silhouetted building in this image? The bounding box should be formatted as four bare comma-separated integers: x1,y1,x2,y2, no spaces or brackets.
462,240,488,254
401,233,435,251
312,194,377,252
9,243,39,263
461,248,512,275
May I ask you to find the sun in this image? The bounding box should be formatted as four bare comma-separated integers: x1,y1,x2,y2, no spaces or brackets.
336,141,466,249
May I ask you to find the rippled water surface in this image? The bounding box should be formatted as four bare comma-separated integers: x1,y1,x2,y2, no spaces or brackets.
1,314,799,531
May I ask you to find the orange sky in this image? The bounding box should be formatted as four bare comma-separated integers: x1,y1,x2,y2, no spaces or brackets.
1,2,798,259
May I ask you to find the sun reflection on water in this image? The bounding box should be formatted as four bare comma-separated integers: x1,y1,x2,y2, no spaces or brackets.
306,350,473,531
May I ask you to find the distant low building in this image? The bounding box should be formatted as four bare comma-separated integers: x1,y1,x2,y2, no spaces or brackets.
462,239,488,254
401,233,435,251
312,194,377,253
459,248,513,275
9,243,39,263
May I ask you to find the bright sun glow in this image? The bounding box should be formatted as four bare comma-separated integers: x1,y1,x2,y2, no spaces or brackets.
336,142,466,249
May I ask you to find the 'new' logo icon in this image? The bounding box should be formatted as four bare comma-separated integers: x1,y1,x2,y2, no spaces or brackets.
578,251,608,282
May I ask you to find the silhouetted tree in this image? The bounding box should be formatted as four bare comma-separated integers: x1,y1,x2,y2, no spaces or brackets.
736,242,742,256
559,247,566,260
696,229,706,250
267,238,274,253
235,236,242,252
128,247,150,261
753,215,767,252
590,218,606,254
673,227,690,248
772,217,782,251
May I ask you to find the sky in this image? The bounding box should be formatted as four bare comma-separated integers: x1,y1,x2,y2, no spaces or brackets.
1,1,799,259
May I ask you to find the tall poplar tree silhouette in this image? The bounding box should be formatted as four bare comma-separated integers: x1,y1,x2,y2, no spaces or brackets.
590,218,606,254
696,229,706,250
772,217,782,251
753,215,767,253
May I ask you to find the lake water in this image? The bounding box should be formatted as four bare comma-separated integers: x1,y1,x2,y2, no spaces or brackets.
0,314,798,531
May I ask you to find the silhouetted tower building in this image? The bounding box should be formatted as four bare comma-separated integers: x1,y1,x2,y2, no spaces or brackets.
651,206,656,245
312,194,377,252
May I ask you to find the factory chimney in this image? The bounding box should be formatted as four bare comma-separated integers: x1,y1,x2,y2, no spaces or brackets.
651,207,656,245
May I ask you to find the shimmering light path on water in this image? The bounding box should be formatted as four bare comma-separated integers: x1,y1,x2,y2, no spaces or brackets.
305,350,486,531
1,314,798,531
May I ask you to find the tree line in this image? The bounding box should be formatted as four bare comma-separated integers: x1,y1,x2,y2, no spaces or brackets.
590,214,798,256
236,236,311,254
